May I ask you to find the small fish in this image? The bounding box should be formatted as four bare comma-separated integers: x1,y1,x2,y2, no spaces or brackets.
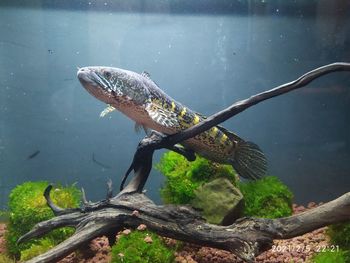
27,150,40,160
78,67,267,179
92,153,111,169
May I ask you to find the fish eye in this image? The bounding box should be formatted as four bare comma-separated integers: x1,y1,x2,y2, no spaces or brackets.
104,71,111,78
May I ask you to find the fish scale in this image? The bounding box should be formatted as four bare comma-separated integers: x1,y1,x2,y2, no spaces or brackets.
147,93,232,154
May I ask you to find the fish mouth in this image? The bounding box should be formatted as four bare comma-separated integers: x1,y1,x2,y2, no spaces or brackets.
77,67,110,90
77,67,114,103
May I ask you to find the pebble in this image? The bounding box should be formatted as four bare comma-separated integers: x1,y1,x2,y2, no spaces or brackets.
144,235,153,243
122,229,131,235
137,224,147,231
132,210,140,217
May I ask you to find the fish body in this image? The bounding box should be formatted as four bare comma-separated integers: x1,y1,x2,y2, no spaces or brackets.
77,67,267,179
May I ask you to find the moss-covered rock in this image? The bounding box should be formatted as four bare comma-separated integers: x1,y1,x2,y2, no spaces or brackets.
191,178,243,225
238,176,293,218
157,152,293,220
111,230,175,263
156,151,237,204
5,181,81,259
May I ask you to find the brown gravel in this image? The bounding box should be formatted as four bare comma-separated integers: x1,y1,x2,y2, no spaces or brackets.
57,236,111,263
0,223,7,254
0,202,329,263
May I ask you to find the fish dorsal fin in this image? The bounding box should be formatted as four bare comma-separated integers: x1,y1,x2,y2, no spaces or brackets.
216,125,243,142
141,71,151,79
194,111,207,120
193,111,241,142
145,102,179,128
141,70,162,87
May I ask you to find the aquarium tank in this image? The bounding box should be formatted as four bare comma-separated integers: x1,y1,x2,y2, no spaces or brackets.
1,0,350,208
0,0,350,234
1,0,350,262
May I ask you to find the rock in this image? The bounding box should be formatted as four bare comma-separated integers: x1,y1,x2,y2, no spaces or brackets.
132,210,140,217
122,229,131,235
191,178,244,225
307,202,316,208
137,224,147,231
144,235,153,243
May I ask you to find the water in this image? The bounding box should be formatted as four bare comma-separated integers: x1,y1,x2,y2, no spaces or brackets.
0,1,350,210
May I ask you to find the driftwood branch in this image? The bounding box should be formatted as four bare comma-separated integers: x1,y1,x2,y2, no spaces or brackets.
18,62,350,263
19,188,350,263
120,62,350,194
163,62,350,146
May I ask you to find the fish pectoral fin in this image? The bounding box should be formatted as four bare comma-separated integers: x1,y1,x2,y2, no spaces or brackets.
134,123,151,135
100,105,116,118
134,123,143,133
145,102,179,128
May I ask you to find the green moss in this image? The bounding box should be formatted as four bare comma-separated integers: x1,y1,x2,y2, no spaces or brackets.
0,211,9,225
326,221,350,250
238,176,293,218
311,249,349,263
156,152,293,220
111,230,175,263
0,254,16,263
5,181,81,259
20,238,55,261
156,151,237,204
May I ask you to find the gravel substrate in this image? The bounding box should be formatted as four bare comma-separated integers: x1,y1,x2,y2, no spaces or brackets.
0,202,328,263
0,223,7,255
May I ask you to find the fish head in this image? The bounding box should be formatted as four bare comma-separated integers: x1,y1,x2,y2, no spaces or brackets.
77,66,147,105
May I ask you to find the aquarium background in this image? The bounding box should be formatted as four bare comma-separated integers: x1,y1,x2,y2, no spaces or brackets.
0,0,349,210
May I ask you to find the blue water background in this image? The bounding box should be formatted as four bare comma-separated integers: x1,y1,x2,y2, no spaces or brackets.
0,1,350,209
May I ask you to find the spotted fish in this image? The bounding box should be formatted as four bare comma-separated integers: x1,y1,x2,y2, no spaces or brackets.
77,67,267,179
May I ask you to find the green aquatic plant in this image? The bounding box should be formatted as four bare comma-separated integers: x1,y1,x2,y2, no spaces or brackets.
326,222,350,262
156,151,237,204
156,152,293,220
20,238,55,261
0,254,16,263
311,248,349,263
326,221,350,250
0,210,9,222
5,181,80,259
111,230,175,263
238,176,293,218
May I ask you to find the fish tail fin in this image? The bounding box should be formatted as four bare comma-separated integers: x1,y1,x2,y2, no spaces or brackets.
230,140,267,180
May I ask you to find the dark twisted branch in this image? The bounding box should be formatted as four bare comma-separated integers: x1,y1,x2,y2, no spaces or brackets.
120,62,350,193
19,188,350,263
18,62,350,263
163,62,350,146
